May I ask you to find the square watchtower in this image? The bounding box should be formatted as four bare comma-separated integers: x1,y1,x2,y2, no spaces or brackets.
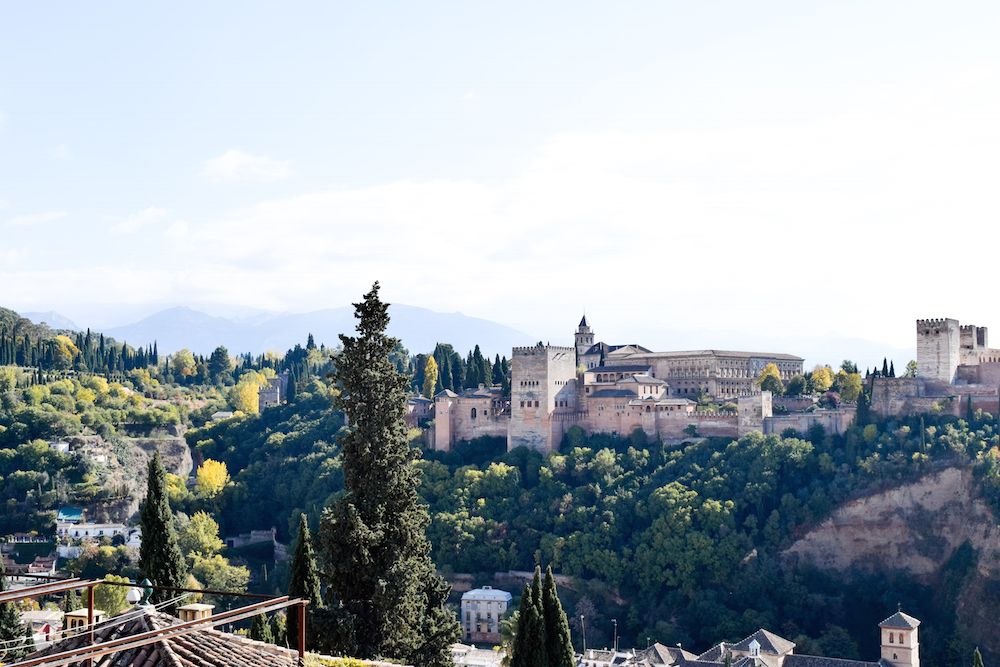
508,344,576,453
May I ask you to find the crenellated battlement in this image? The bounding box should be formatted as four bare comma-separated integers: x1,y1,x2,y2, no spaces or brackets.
916,318,958,330
511,344,575,355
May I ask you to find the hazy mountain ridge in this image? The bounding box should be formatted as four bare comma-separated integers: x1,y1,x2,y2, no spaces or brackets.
95,305,532,357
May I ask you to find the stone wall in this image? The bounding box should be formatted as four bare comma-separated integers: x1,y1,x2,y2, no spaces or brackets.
763,406,856,436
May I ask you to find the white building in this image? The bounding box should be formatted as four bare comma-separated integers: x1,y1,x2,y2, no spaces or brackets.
56,522,128,541
460,586,512,645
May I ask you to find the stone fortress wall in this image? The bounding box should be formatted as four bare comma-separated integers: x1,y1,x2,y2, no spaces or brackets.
872,317,1000,418
432,317,810,453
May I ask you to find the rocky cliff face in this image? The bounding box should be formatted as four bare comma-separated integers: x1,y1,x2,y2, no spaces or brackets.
784,466,1000,578
783,465,1000,658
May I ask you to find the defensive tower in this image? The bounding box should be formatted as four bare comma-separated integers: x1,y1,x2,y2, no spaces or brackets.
916,318,960,382
508,343,577,453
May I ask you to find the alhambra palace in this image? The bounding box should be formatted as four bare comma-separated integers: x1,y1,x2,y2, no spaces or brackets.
414,315,1000,453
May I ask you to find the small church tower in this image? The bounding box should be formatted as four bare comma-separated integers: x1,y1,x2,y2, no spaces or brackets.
880,609,920,667
575,315,594,364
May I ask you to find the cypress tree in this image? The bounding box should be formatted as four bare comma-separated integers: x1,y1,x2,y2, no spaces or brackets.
0,562,29,661
542,566,574,667
511,569,547,667
855,390,870,427
493,354,504,385
882,357,889,377
249,613,274,644
889,360,895,377
288,513,322,647
316,283,459,666
972,647,984,667
138,451,186,603
286,372,297,403
62,588,81,613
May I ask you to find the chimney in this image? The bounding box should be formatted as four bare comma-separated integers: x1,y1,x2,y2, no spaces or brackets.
177,603,215,622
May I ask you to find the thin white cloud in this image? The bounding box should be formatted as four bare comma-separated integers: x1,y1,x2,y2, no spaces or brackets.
5,211,66,228
202,149,291,183
112,207,168,233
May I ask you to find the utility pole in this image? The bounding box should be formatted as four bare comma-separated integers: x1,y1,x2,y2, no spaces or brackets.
612,618,618,652
580,615,587,653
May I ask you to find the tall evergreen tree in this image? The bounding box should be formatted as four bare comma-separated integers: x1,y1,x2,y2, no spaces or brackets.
138,451,186,603
288,513,322,647
0,562,30,661
542,566,574,667
493,354,504,385
882,357,889,377
855,389,871,427
889,360,896,377
972,647,984,667
316,283,459,666
511,569,547,667
249,613,275,644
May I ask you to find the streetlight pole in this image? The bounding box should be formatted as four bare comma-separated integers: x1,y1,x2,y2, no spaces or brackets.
580,615,587,654
612,618,618,653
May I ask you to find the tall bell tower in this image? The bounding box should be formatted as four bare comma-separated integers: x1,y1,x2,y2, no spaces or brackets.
880,609,920,667
575,315,594,364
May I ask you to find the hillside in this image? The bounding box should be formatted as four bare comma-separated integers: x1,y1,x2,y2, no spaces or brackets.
784,465,1000,660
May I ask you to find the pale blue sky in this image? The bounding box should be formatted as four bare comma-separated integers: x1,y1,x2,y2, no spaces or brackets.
2,2,1000,363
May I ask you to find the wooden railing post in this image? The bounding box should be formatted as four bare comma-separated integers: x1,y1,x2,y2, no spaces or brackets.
297,601,308,663
87,583,95,667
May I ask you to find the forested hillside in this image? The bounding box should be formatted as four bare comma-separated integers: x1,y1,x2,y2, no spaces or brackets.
188,372,1000,666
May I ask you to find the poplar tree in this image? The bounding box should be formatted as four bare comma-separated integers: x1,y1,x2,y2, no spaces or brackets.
139,451,186,603
423,356,439,399
317,283,459,666
542,566,575,667
288,513,322,647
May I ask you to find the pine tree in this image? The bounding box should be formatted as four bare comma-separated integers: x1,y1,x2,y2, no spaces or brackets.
139,451,187,604
316,283,459,666
288,513,322,648
972,647,984,667
542,566,574,667
511,569,547,667
0,562,29,661
249,613,274,644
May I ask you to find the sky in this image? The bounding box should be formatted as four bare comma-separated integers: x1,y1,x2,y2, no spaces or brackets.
2,1,1000,364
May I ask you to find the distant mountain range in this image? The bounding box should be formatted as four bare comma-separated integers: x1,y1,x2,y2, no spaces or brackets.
16,306,914,369
53,305,533,357
21,311,81,331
